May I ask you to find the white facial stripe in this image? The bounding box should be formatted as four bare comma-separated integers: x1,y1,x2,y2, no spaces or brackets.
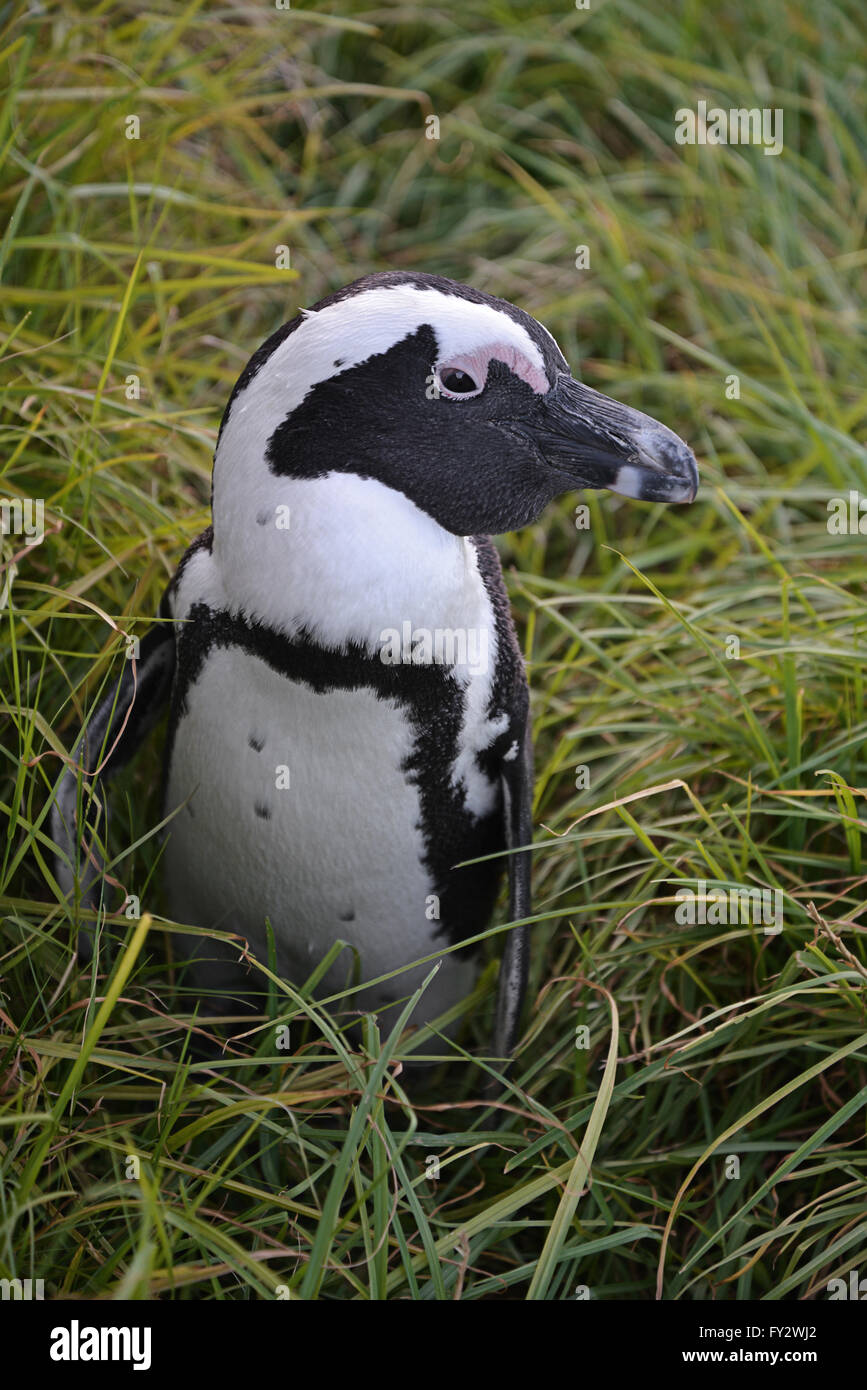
217,284,550,477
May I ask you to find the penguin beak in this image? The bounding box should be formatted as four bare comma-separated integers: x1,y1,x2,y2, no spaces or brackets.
524,373,699,504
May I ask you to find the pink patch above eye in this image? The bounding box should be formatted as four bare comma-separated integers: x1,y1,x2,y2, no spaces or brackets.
438,343,549,395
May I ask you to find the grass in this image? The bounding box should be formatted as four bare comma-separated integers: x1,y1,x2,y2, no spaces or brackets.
1,0,865,1300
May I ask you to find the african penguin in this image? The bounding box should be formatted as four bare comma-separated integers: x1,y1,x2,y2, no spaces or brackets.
52,270,698,1060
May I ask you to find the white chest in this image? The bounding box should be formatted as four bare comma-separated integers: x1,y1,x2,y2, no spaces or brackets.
163,644,476,1016
163,478,504,1019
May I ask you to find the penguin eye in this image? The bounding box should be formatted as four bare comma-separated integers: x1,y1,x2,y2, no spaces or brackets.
437,365,483,399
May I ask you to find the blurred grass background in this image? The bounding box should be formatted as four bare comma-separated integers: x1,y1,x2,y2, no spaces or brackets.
1,0,866,1300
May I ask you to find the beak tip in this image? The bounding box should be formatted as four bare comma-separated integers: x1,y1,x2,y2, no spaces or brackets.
611,451,699,504
679,453,700,504
644,446,700,505
673,468,699,504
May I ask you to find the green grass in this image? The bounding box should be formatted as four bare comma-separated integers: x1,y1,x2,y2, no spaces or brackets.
1,0,866,1300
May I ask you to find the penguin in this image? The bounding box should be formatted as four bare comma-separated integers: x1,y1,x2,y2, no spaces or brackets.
51,271,698,1060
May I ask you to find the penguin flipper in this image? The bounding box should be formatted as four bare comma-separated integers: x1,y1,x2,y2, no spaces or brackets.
51,618,175,960
493,716,533,1062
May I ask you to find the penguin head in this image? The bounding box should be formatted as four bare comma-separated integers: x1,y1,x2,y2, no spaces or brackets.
214,270,698,539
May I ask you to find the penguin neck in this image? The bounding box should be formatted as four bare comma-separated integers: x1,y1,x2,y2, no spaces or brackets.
212,469,492,655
